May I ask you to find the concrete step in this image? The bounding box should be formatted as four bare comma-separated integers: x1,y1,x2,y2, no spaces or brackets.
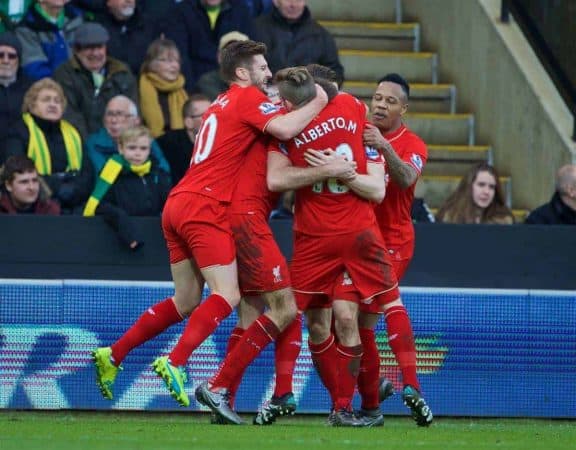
404,113,475,145
320,21,420,52
343,81,456,113
340,50,438,83
425,145,493,176
416,175,512,209
308,0,401,23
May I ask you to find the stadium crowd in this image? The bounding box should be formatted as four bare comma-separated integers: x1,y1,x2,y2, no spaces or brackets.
1,0,574,429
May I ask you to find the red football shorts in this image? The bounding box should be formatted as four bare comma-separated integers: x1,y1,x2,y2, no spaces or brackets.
295,271,357,311
162,192,235,268
291,227,399,311
229,212,290,295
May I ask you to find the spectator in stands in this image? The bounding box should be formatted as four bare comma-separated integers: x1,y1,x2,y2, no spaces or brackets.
156,94,211,185
525,164,576,225
163,0,253,91
1,78,93,213
0,154,60,214
411,197,435,223
193,30,248,100
83,125,171,250
252,0,344,85
94,0,160,76
86,95,170,175
436,162,514,224
15,0,84,80
0,31,33,140
53,22,138,139
139,38,188,138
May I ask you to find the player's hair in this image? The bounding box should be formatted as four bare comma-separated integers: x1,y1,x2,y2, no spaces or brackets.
118,125,152,148
22,78,67,113
220,40,267,83
274,66,317,108
1,155,37,184
436,162,514,224
377,73,410,99
306,63,338,84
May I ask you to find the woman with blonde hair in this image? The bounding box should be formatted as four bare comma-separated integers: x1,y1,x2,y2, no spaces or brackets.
1,77,93,213
139,38,189,138
436,162,514,224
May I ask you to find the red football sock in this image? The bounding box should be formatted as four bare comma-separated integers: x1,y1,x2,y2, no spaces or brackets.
111,297,182,365
226,327,245,406
385,305,419,390
308,334,338,407
273,313,302,398
358,327,380,410
169,294,232,366
335,344,363,411
211,314,280,390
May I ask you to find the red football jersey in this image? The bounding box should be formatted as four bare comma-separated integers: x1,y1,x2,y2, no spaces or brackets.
271,93,383,236
170,84,282,203
229,136,280,217
374,124,427,249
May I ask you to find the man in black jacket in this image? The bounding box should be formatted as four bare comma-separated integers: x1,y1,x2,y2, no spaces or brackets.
252,0,344,84
525,164,576,225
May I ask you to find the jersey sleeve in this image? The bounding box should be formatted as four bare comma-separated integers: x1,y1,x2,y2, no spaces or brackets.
268,138,289,157
401,135,428,175
240,86,283,132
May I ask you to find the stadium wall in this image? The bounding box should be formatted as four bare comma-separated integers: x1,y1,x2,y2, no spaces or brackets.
1,280,574,418
402,0,576,210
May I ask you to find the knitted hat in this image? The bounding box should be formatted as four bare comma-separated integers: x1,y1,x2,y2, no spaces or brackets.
0,31,22,58
218,31,249,51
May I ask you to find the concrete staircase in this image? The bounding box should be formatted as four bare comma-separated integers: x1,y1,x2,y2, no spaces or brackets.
308,0,524,219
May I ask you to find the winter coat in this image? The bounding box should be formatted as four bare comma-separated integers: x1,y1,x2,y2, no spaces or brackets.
525,192,576,225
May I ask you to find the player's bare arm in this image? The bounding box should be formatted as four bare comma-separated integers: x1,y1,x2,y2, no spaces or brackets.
265,84,328,141
267,150,356,192
363,123,417,189
342,161,386,203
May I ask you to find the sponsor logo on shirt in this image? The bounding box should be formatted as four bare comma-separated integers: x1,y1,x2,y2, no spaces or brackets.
411,153,423,171
259,102,281,115
365,146,380,160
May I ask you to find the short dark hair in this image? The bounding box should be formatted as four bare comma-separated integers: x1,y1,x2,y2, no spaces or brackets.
306,64,338,84
182,94,211,119
378,73,410,98
1,155,37,184
220,40,267,83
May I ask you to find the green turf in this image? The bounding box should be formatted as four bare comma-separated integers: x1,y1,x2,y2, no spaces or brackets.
1,411,573,450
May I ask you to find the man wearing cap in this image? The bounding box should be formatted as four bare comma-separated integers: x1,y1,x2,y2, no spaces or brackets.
193,30,249,100
53,21,138,139
162,0,253,91
15,0,84,80
0,31,32,139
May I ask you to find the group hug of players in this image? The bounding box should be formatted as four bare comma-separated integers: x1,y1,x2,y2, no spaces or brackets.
91,39,433,428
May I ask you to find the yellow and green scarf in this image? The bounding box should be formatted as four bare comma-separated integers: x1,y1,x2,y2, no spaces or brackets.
23,113,82,175
83,154,151,216
139,72,188,138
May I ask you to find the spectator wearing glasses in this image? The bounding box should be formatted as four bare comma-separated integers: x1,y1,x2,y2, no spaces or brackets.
0,31,33,140
139,38,188,138
53,22,138,139
156,94,211,185
86,94,170,175
15,0,84,80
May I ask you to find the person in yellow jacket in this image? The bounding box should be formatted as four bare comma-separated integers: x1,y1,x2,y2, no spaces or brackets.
1,77,94,213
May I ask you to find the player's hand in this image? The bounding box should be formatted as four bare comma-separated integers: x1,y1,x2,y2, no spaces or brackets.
304,148,337,166
363,123,389,152
314,83,329,106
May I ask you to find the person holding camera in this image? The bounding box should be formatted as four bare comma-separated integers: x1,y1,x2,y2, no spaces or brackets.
1,77,93,213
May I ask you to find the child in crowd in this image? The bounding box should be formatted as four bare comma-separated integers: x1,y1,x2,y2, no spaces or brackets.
83,125,171,249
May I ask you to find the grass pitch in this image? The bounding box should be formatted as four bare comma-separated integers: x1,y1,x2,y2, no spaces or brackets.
1,411,573,450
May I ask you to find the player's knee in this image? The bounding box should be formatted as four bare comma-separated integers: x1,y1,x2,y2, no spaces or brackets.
307,320,330,343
